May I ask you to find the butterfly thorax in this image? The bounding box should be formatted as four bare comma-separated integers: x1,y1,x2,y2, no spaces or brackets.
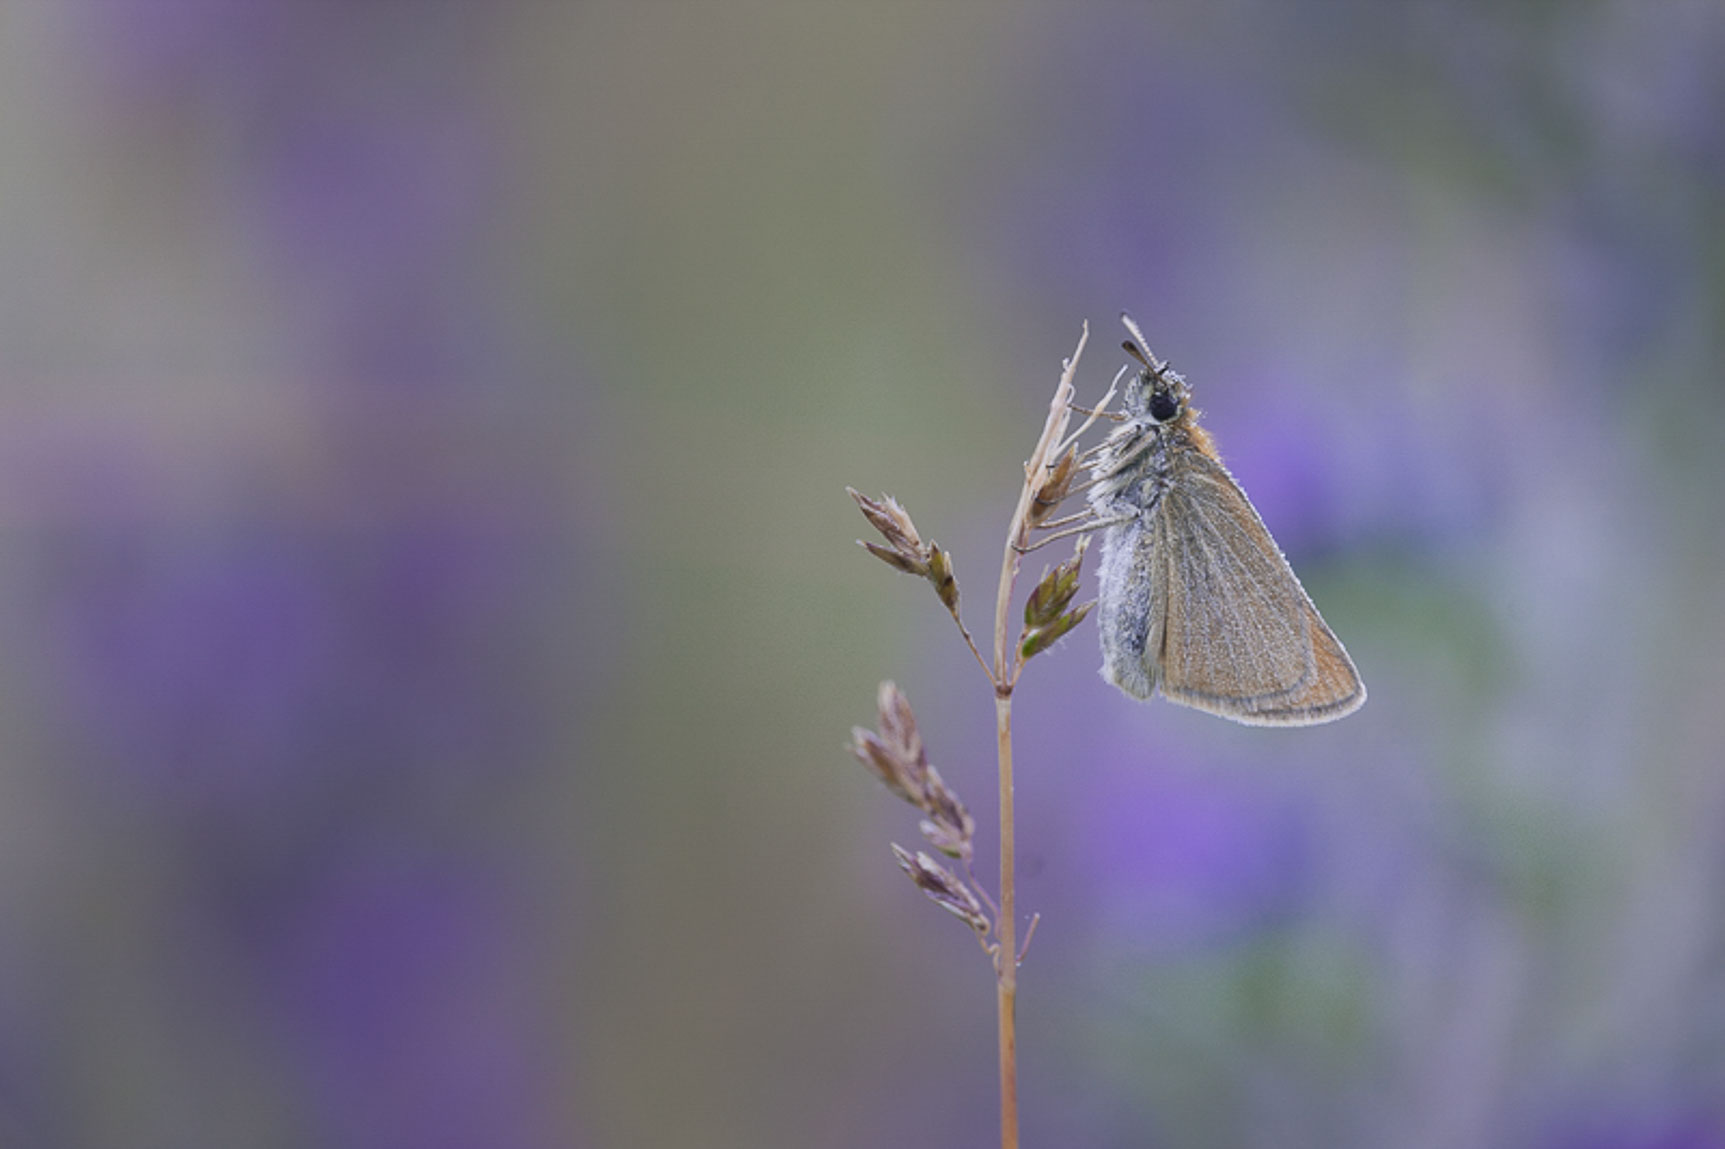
1086,366,1217,519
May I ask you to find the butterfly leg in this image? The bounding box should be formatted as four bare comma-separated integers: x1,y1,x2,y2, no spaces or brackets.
1014,513,1132,554
1030,508,1097,532
1054,365,1131,456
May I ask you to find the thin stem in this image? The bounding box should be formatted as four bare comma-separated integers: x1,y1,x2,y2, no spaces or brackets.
949,611,995,683
965,858,1001,918
1018,912,1042,964
997,326,1089,675
996,694,1018,1149
988,323,1090,1149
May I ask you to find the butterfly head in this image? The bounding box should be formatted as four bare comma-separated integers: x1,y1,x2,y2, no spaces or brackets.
1125,361,1187,424
1118,314,1189,425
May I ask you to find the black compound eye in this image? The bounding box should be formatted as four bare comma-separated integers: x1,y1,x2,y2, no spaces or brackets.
1148,389,1180,422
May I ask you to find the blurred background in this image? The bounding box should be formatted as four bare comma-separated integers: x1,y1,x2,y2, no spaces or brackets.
1,1,1722,1146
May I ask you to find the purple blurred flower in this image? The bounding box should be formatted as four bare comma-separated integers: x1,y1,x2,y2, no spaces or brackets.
248,93,501,392
1207,388,1347,557
28,7,578,1142
1548,1109,1725,1149
72,0,505,394
1002,660,1316,954
1078,743,1312,950
22,431,552,839
71,0,282,96
251,854,558,1149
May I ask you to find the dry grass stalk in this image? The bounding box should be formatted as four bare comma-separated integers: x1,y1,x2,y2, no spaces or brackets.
846,323,1110,1149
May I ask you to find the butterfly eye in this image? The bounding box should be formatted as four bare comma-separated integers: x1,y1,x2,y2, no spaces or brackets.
1149,390,1180,422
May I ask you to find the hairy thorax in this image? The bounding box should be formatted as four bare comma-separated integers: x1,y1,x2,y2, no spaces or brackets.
1089,417,1199,519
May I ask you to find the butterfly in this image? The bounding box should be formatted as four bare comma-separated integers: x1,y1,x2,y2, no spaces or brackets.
1080,314,1365,726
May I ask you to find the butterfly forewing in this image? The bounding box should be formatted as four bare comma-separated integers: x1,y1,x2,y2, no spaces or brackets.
1255,600,1365,723
1153,452,1364,725
1155,462,1310,706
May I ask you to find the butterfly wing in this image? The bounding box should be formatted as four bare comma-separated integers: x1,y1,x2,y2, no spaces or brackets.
1153,450,1365,726
1096,514,1167,701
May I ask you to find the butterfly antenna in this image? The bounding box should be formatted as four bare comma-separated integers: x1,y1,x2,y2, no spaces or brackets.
1119,312,1167,377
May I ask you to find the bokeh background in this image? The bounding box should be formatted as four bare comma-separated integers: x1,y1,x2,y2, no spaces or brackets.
2,1,1722,1146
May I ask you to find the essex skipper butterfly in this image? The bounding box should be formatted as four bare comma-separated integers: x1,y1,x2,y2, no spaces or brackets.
1086,314,1365,726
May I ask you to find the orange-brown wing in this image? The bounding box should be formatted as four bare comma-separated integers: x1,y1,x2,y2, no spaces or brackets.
1154,451,1364,726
